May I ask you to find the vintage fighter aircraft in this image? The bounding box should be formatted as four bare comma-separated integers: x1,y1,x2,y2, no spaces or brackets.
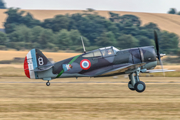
24,31,174,93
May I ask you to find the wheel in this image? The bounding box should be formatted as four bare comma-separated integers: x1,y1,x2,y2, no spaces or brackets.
128,81,135,91
134,81,146,93
46,82,50,86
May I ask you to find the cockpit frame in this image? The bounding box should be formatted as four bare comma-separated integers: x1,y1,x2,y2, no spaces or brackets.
82,46,119,58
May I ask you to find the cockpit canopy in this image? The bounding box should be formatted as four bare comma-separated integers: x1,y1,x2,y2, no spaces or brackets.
82,46,119,58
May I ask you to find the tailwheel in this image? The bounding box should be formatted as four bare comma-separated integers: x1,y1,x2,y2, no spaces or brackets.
128,81,135,91
134,81,146,93
46,81,50,86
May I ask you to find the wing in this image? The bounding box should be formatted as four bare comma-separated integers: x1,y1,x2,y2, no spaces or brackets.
145,69,175,73
97,62,146,77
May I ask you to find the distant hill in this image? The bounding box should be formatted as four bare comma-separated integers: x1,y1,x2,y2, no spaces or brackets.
0,9,180,37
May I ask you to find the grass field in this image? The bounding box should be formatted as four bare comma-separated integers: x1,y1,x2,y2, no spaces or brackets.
0,77,180,120
0,50,80,62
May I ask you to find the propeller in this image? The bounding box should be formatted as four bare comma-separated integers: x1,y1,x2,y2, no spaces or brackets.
154,31,165,77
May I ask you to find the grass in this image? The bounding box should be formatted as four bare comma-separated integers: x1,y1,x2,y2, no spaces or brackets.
139,72,180,77
150,72,180,77
0,77,180,119
0,67,24,77
0,50,80,62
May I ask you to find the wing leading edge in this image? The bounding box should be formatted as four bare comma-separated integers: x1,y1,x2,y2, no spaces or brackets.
145,69,175,73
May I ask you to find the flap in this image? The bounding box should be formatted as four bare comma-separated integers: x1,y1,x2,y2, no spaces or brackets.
98,62,146,76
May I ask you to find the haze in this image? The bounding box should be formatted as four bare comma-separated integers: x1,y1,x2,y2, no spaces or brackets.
4,0,180,13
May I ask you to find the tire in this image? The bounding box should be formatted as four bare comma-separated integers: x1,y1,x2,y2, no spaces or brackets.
46,82,50,86
134,81,146,93
128,81,135,91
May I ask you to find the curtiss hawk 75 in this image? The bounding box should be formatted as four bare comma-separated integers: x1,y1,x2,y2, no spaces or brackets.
24,32,174,93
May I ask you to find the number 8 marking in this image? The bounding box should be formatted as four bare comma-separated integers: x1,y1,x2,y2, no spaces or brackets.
38,57,44,65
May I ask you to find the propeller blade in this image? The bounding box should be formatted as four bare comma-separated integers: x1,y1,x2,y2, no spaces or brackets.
159,57,165,77
154,30,165,77
154,31,160,60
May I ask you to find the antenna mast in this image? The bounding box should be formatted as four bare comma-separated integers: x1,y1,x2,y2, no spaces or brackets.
81,36,86,53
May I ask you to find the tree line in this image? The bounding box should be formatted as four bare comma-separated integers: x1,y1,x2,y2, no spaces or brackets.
0,0,6,9
167,8,180,15
0,8,179,54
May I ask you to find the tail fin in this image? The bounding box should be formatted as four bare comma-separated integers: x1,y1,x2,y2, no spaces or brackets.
24,49,51,79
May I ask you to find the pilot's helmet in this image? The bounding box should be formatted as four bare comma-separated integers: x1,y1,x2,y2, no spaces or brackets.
108,50,112,54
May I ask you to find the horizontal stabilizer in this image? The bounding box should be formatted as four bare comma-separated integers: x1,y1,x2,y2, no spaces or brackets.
33,64,54,72
145,69,175,73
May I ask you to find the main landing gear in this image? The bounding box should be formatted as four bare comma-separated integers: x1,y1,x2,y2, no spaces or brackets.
46,81,50,86
128,68,146,93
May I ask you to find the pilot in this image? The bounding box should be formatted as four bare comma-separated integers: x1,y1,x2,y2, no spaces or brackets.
108,50,112,55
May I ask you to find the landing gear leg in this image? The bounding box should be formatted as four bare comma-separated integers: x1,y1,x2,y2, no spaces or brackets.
46,81,50,86
43,78,51,86
128,81,135,91
134,68,140,83
128,68,146,93
128,73,136,90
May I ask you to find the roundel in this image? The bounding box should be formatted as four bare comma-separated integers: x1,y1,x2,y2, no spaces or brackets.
80,59,91,70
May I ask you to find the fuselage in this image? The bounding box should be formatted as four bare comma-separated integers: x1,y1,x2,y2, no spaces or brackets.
24,46,157,80
37,46,157,79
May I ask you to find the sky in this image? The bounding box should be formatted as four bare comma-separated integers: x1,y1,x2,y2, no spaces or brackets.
4,0,180,13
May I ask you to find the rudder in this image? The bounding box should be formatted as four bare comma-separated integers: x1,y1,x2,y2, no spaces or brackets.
24,49,51,79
